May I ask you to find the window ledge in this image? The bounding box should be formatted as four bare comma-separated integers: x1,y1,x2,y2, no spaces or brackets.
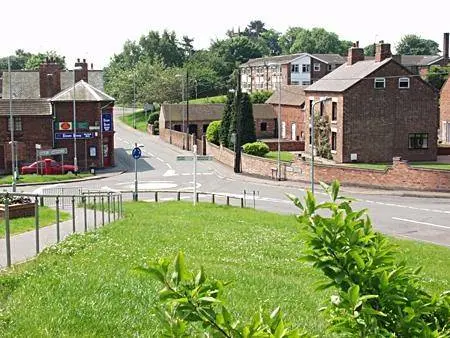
331,150,337,154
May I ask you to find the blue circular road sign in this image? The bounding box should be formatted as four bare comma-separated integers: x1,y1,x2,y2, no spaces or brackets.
132,147,142,159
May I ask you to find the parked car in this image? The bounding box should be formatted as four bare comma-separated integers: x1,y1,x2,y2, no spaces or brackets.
21,159,78,175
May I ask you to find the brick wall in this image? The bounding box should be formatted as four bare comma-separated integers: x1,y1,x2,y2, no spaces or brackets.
264,140,304,151
159,128,195,151
287,157,450,191
0,202,35,219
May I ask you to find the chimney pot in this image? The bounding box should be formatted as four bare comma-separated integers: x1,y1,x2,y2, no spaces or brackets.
77,58,80,62
443,32,449,62
91,63,93,69
83,58,86,63
375,42,392,62
356,41,359,47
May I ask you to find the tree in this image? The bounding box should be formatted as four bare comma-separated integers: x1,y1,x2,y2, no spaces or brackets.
244,20,267,38
364,44,376,56
396,34,440,55
24,50,66,70
239,93,256,145
426,64,450,90
220,92,234,147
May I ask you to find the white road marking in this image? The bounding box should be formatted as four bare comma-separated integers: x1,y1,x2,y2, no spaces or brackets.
156,157,164,162
163,170,177,177
361,200,450,214
392,217,450,230
166,163,172,169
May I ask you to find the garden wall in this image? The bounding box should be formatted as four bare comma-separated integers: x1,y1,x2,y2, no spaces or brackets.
0,203,35,219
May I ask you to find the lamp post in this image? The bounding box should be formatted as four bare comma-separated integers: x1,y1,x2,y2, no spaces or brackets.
310,97,331,194
8,56,16,191
268,63,282,180
133,72,136,129
176,71,189,150
73,65,82,174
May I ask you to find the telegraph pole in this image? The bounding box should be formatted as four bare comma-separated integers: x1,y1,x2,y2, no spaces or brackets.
8,56,16,192
234,68,242,173
185,69,190,150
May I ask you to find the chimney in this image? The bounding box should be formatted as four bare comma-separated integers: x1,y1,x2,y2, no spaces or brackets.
39,58,61,98
375,41,392,62
444,32,449,63
74,58,89,83
347,41,364,65
90,63,94,70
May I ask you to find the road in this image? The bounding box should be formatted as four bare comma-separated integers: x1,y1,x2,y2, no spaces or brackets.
19,111,450,247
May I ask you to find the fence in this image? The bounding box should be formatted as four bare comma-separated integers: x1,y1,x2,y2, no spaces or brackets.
0,191,123,268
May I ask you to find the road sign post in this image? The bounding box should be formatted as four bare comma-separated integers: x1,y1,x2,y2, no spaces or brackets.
193,145,197,206
131,143,142,201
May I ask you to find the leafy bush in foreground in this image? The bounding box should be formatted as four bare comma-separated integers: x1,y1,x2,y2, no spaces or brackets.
242,141,270,157
206,120,221,145
288,181,450,337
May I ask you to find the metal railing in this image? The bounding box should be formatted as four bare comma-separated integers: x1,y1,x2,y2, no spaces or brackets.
0,191,123,268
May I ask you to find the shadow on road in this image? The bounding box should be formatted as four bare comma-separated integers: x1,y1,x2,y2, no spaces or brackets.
114,148,154,173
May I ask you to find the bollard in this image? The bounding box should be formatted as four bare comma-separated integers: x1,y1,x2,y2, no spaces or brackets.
212,194,215,204
243,190,246,208
83,196,88,232
35,196,40,254
196,193,199,203
4,196,11,267
101,196,105,226
177,191,180,201
226,196,230,206
56,196,60,243
71,196,76,233
93,196,97,229
40,196,44,207
241,197,244,208
155,191,158,203
120,194,123,218
112,196,116,221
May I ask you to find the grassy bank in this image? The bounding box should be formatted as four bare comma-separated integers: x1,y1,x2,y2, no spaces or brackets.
0,207,71,238
0,202,448,336
119,109,149,132
0,173,92,185
265,151,294,162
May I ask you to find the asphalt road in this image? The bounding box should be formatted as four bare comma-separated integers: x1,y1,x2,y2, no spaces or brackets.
19,112,450,247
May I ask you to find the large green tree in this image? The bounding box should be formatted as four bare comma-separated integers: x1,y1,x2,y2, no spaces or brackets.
239,93,256,145
396,34,440,55
426,64,450,90
0,49,65,70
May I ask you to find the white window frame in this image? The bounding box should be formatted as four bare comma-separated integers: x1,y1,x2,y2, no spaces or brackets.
302,64,310,73
291,64,299,73
291,80,299,85
398,77,410,89
374,77,386,89
313,63,320,71
302,81,310,85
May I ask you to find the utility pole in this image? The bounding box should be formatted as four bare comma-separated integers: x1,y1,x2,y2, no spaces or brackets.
234,68,242,173
185,69,190,150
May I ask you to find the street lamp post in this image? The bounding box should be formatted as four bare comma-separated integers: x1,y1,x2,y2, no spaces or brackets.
268,63,282,180
73,66,82,174
133,72,136,129
310,97,331,194
8,56,16,191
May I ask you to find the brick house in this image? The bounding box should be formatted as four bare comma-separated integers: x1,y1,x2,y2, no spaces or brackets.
265,85,306,141
159,103,276,140
0,59,114,173
305,42,439,163
240,53,346,93
440,78,450,143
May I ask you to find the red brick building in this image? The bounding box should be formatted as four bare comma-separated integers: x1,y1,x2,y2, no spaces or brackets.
0,59,114,174
159,103,276,140
305,42,439,163
265,85,306,141
440,78,450,143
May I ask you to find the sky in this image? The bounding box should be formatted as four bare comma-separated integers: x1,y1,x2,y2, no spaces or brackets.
1,0,449,69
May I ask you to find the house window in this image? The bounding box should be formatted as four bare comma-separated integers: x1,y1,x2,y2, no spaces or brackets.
309,99,314,116
408,133,428,149
313,63,320,71
331,132,337,151
399,77,410,89
7,117,22,131
327,64,332,71
302,81,310,85
202,124,209,133
291,64,299,73
260,122,267,131
302,64,310,73
374,78,386,89
332,102,337,121
291,80,299,85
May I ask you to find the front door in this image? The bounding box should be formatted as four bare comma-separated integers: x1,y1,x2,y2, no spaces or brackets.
291,123,296,141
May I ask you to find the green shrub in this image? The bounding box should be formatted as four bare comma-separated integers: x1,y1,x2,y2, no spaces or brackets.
147,111,159,125
242,141,270,157
206,120,221,145
288,181,450,337
153,121,159,135
251,90,273,103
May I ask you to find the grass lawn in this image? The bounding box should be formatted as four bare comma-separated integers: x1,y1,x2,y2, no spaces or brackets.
0,207,71,238
0,202,448,336
342,162,390,170
119,109,149,132
265,151,295,162
409,162,450,170
0,173,92,185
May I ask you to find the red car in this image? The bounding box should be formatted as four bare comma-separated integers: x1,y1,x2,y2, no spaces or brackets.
21,158,79,175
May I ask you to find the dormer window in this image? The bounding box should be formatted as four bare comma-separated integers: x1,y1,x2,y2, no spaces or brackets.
374,78,386,89
313,63,320,71
399,77,410,89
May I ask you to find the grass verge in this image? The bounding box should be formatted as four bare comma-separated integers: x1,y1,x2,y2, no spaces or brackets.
188,95,227,104
409,162,450,170
119,109,150,132
0,207,71,238
0,202,448,336
0,173,92,185
265,151,294,162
